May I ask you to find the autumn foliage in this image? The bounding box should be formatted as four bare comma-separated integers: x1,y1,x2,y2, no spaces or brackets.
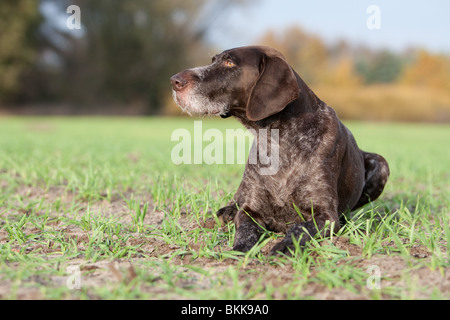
258,26,450,122
1,0,449,122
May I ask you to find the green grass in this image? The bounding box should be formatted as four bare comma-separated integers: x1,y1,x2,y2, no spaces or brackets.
0,116,449,300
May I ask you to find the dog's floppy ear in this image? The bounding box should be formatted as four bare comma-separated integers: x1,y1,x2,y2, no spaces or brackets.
246,54,300,121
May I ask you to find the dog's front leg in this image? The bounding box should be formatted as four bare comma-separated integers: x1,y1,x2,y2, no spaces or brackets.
216,179,249,225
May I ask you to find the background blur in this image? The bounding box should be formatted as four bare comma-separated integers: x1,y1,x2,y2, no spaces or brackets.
1,0,449,122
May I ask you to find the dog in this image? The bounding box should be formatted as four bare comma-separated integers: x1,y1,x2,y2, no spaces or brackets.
170,46,389,255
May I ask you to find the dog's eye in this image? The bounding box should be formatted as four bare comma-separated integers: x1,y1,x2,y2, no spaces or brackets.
224,59,235,68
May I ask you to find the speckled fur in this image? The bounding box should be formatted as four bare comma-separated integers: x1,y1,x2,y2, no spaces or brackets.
171,46,390,255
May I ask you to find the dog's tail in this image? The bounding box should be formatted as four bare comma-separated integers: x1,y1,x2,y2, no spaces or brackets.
352,152,390,210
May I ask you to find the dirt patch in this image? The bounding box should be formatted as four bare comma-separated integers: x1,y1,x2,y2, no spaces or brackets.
1,185,449,299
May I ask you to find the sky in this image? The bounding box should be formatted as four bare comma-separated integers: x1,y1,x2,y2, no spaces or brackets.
209,0,450,53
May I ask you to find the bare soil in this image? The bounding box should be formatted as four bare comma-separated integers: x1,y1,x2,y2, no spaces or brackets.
1,185,449,300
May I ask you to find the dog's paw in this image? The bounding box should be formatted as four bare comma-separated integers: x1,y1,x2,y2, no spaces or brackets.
232,218,263,253
269,238,296,256
233,231,261,253
216,204,238,224
270,223,312,256
232,241,256,253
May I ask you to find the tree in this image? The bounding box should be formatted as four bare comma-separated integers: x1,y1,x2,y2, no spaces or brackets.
319,57,362,87
400,50,450,91
3,0,249,113
259,26,328,85
259,26,362,87
0,0,42,102
354,49,405,84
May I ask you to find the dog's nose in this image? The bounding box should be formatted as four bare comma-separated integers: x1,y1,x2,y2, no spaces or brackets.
170,73,189,91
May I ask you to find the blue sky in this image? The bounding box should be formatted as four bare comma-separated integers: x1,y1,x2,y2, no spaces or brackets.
209,0,450,53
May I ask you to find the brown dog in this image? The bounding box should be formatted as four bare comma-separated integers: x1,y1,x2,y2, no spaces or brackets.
170,46,389,255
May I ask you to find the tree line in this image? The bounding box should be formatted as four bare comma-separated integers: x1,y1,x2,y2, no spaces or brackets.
259,26,450,91
1,1,449,121
0,0,247,114
258,26,450,122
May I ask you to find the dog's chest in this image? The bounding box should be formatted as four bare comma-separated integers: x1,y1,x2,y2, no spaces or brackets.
260,155,321,208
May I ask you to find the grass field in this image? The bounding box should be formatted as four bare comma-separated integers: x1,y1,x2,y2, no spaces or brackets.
0,116,449,300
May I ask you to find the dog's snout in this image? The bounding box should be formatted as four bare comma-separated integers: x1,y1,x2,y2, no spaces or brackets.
170,73,189,91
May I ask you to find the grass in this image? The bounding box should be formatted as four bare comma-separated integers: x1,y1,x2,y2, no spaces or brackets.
0,116,449,300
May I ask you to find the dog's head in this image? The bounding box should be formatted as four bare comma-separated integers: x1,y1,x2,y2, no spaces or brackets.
170,46,300,121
